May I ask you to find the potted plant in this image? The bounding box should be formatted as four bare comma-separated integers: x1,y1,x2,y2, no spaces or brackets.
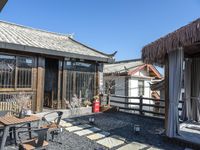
99,93,112,112
14,92,32,118
83,99,92,107
100,104,111,112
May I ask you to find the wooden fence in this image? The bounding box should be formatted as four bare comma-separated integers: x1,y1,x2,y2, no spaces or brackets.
0,92,34,113
108,95,183,118
0,101,20,113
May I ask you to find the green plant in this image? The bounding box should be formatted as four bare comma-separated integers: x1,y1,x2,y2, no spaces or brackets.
93,95,99,102
83,100,92,107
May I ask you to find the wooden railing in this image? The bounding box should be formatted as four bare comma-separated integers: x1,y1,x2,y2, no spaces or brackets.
0,101,20,113
107,95,183,118
109,95,165,118
0,92,35,112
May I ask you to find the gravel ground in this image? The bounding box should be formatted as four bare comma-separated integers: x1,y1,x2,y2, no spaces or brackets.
72,112,184,150
4,112,184,150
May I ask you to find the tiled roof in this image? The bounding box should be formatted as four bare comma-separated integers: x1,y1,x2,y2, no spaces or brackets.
104,59,144,74
0,21,112,62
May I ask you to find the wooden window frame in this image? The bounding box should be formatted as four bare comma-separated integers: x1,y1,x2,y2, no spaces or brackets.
0,52,34,92
138,80,144,96
64,60,97,102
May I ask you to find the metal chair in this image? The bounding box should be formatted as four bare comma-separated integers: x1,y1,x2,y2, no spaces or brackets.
0,110,17,143
18,127,49,150
41,111,63,142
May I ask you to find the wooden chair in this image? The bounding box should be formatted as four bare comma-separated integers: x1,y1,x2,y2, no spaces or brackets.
18,127,48,150
41,111,63,141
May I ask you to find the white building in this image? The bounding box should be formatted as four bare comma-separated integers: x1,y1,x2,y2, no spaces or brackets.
104,59,162,114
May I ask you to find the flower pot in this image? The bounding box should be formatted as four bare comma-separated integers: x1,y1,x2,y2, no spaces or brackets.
19,109,26,118
100,105,111,112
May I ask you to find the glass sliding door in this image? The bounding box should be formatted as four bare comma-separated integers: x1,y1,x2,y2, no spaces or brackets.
64,60,96,103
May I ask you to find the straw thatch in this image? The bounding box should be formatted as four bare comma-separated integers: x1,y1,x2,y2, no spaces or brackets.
142,18,200,65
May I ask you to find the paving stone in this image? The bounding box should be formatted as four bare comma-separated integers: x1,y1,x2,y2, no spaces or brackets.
74,127,101,136
97,137,124,149
87,131,110,140
64,118,74,122
60,120,73,127
65,124,91,132
148,147,161,150
117,142,159,150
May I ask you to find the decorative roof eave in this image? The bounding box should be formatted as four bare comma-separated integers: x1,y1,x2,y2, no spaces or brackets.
0,41,114,63
69,37,117,59
142,18,200,66
128,64,162,79
0,0,8,12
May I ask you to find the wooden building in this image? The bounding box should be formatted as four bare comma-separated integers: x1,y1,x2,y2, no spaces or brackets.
0,21,113,112
142,18,200,145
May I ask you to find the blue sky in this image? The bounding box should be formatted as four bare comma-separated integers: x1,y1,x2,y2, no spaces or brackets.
0,0,199,62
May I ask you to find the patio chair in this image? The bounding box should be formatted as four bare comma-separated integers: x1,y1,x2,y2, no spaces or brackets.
41,111,63,142
18,127,48,150
0,110,17,142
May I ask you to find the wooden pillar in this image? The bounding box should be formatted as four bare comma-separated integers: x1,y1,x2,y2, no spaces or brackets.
62,66,67,108
36,56,45,112
32,57,38,112
57,60,62,109
125,76,129,108
97,63,104,95
165,55,169,130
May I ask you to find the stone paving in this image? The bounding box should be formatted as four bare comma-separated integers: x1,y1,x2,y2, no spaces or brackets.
74,127,101,136
61,117,164,149
61,117,159,149
63,119,126,149
65,124,91,132
97,137,125,149
87,131,110,140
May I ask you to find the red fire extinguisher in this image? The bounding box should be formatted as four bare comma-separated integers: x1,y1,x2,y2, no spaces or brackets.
92,100,100,113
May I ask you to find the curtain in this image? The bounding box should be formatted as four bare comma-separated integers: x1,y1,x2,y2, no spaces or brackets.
191,58,200,122
181,59,192,121
166,49,183,137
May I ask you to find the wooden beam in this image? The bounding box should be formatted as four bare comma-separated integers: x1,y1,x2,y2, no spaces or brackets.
57,59,63,109
62,68,67,108
32,57,38,112
36,56,45,112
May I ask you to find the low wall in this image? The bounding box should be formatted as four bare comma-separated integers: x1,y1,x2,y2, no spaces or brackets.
35,106,92,119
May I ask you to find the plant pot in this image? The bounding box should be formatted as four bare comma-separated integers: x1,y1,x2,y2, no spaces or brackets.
19,110,26,118
100,105,111,112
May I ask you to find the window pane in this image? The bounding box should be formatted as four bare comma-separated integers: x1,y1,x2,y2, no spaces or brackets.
0,54,15,88
75,62,95,72
17,56,33,88
64,60,96,102
138,80,144,96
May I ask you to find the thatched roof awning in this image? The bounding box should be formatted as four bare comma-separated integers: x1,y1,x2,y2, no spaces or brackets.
142,18,200,65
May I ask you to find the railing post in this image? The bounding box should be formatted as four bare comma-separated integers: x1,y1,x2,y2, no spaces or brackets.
139,96,143,115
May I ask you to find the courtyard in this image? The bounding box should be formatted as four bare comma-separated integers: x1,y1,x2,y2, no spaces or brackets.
5,112,184,150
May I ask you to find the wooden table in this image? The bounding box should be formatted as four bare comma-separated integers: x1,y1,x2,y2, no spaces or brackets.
0,115,40,150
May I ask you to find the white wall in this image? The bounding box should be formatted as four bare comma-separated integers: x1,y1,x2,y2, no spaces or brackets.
128,77,151,97
128,68,155,115
128,77,153,112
